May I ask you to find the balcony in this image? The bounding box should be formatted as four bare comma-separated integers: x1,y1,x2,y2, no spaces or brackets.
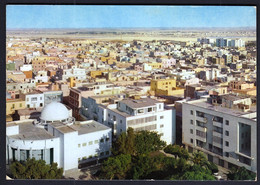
196,117,207,123
213,142,223,149
196,126,207,133
196,135,206,143
213,121,223,128
213,131,223,138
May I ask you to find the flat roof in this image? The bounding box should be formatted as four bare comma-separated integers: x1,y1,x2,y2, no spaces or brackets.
70,121,110,135
185,99,256,120
7,121,55,140
119,98,161,109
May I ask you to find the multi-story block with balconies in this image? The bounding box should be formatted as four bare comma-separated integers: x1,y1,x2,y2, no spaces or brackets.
182,94,256,173
81,96,176,145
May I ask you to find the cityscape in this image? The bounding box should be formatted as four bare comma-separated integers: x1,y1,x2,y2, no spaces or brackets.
6,5,257,180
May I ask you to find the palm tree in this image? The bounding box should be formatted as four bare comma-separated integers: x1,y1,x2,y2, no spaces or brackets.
191,151,208,167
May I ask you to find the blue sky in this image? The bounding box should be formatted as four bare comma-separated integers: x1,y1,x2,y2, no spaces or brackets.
6,5,256,29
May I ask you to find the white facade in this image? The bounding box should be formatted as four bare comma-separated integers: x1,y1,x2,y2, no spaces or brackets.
182,97,256,173
62,66,86,81
82,97,176,145
20,64,32,71
6,102,112,174
200,69,220,81
25,93,45,108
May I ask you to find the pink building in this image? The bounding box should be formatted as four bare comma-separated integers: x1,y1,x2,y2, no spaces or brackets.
162,58,176,68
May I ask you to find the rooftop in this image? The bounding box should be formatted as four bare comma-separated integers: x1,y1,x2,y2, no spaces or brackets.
119,98,161,109
7,121,55,140
50,120,110,135
70,120,110,135
185,99,256,120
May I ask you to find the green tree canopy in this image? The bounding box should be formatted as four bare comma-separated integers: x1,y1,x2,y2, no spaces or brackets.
227,166,256,180
10,158,63,179
135,130,166,155
179,164,215,180
100,154,132,180
191,151,208,167
164,145,190,160
112,127,135,156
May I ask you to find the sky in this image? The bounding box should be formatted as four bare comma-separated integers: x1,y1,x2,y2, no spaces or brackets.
6,5,256,29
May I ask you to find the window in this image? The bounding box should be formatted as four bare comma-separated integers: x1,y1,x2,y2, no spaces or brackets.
94,140,99,144
108,114,110,117
148,107,152,112
190,110,193,115
160,116,164,119
82,143,87,147
20,103,22,107
190,120,193,125
120,120,122,124
88,141,93,145
225,131,229,136
160,124,164,128
100,152,104,156
190,139,193,143
100,139,104,143
225,141,229,147
190,129,193,134
225,152,229,157
78,144,81,148
138,109,144,114
106,138,109,142
105,151,109,155
12,104,15,109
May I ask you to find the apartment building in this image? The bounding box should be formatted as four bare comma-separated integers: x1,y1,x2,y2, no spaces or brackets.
82,96,176,145
68,82,122,119
6,99,26,116
20,91,45,109
182,94,256,173
150,78,184,96
62,66,86,81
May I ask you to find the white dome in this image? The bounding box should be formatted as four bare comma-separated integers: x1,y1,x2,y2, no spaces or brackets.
40,102,70,122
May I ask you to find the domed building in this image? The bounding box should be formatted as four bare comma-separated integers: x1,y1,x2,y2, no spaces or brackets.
34,102,75,127
6,102,112,175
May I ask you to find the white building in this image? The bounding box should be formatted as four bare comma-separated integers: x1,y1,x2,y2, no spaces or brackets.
182,94,256,173
82,96,176,145
199,68,220,81
35,71,49,83
20,64,32,72
62,66,86,81
6,102,112,174
23,91,45,108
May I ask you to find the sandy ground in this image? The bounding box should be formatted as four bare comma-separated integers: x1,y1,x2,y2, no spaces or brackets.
7,33,256,42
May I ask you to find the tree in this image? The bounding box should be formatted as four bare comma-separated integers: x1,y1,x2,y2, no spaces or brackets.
206,162,218,174
112,128,135,156
135,130,166,155
10,158,63,179
191,151,208,167
100,154,132,180
164,145,189,160
179,165,215,180
227,166,256,180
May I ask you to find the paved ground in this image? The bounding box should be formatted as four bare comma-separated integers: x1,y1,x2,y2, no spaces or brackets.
64,164,101,180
